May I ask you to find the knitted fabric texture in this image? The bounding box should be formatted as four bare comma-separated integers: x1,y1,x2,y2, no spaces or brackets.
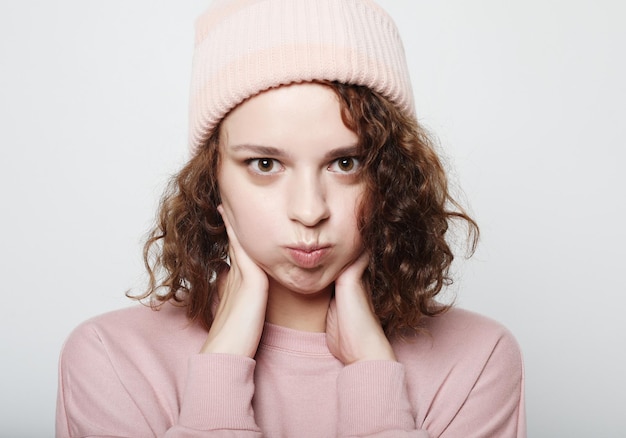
188,0,414,155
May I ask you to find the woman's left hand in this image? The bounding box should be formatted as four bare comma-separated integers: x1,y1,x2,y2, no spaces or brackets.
325,252,397,365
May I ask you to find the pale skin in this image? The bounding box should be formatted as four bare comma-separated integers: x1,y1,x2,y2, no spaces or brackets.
200,83,396,365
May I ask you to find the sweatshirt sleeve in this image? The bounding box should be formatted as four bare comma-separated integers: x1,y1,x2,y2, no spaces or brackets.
336,360,430,438
165,355,263,437
56,322,263,437
436,329,526,438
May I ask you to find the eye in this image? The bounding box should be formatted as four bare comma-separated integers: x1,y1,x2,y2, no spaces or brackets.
329,157,360,174
247,158,282,174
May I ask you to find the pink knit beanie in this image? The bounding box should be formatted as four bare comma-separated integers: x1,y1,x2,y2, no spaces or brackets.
188,0,414,155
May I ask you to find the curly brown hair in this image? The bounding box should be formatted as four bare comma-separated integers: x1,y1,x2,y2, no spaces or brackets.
133,81,478,337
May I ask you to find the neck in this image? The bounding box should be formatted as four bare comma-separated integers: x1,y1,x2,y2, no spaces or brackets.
265,278,332,332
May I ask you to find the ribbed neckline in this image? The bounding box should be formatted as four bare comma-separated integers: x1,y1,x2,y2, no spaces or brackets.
259,322,332,356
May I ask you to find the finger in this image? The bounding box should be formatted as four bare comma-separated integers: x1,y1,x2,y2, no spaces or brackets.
326,298,338,327
335,250,370,288
350,251,370,274
334,251,377,320
217,204,246,271
217,204,265,280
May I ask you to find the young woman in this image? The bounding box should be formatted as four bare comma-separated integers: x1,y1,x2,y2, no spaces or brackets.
56,1,525,436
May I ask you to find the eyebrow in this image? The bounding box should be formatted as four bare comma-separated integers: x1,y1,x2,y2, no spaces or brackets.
324,145,359,161
229,144,359,160
230,144,288,158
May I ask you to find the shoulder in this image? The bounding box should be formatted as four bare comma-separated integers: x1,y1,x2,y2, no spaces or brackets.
63,302,185,341
429,307,523,377
393,307,524,399
430,307,520,347
57,304,208,436
404,307,522,358
59,302,206,368
393,308,525,434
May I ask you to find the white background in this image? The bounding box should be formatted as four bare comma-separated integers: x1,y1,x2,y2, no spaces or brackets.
1,1,624,436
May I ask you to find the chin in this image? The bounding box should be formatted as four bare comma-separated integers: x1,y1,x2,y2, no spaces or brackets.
270,269,337,296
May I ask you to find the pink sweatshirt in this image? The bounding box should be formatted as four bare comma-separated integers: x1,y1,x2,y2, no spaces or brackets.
56,304,525,437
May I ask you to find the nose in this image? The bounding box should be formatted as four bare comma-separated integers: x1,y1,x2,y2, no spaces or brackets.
287,171,330,227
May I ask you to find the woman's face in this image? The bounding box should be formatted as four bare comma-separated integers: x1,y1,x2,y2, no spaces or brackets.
217,83,364,296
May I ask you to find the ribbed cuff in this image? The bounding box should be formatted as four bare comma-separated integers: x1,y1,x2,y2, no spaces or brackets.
178,354,260,431
337,360,415,436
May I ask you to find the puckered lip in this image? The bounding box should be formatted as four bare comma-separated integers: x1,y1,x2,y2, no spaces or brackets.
284,243,332,268
286,243,332,252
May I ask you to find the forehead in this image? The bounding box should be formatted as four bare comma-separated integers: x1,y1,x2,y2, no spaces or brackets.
219,83,358,154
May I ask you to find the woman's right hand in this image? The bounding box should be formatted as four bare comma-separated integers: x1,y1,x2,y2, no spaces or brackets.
199,205,269,358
